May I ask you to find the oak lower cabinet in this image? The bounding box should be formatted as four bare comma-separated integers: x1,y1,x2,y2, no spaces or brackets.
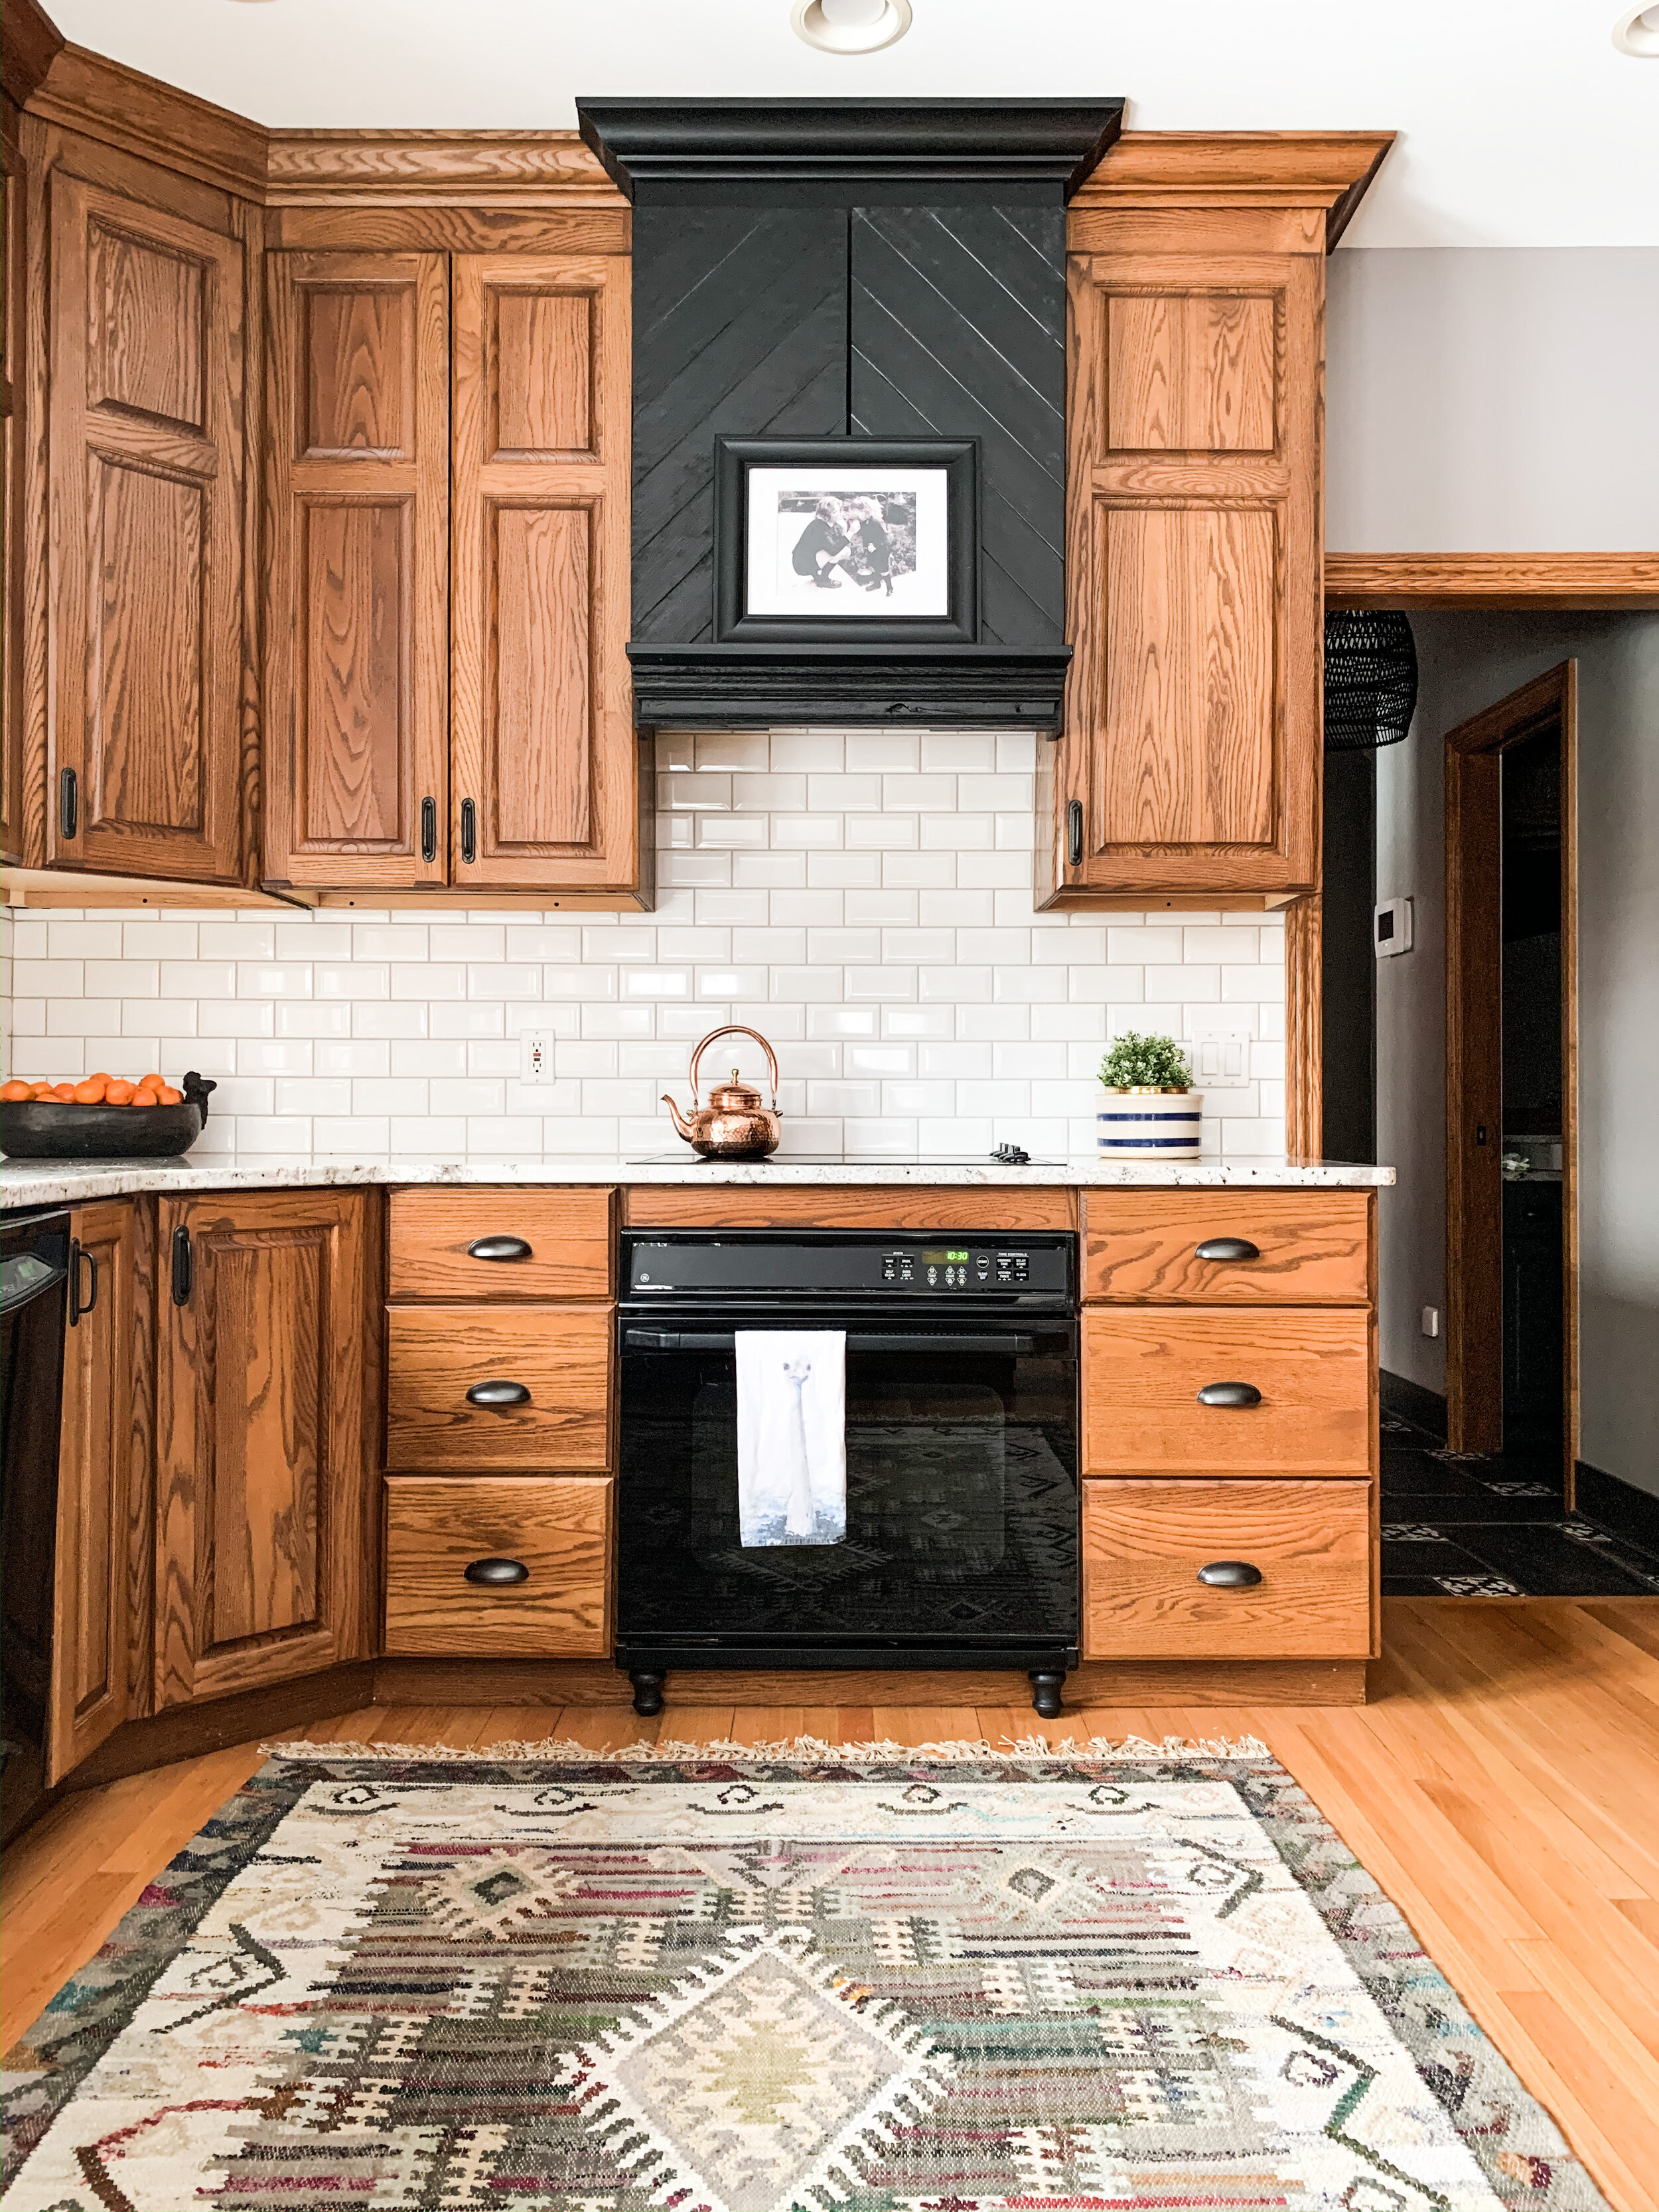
48,1199,150,1783
383,1476,612,1657
263,248,646,902
155,1190,376,1708
1082,1479,1372,1659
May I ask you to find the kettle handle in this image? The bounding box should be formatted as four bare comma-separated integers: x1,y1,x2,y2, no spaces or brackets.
687,1023,779,1106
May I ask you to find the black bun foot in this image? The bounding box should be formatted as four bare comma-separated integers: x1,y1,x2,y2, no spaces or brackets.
1027,1669,1066,1720
630,1670,666,1718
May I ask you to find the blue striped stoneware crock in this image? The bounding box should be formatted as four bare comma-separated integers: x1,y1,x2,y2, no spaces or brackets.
1096,1087,1203,1160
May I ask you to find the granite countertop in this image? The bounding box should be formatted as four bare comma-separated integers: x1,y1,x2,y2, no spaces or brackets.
3,1153,1395,1209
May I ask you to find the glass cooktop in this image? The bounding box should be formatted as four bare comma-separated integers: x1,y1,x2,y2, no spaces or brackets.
625,1149,1064,1167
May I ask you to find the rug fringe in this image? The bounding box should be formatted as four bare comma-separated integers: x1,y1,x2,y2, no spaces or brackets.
259,1732,1274,1764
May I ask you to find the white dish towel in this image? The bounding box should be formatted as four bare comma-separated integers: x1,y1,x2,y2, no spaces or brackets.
734,1330,847,1546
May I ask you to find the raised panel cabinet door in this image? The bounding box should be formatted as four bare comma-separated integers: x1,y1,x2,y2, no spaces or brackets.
155,1191,373,1708
1043,249,1322,905
47,1199,147,1783
451,254,642,895
46,172,245,881
1,110,26,862
263,251,449,889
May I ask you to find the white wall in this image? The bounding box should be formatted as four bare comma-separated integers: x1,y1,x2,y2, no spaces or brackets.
1375,612,1659,1494
1,730,1287,1164
1327,249,1659,552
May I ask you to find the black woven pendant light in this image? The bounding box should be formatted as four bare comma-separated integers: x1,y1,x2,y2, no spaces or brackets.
1324,610,1419,751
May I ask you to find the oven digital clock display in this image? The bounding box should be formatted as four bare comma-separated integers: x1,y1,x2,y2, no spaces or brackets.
922,1249,970,1263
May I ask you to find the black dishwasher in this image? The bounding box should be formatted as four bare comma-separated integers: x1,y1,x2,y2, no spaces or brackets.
1,1208,72,1844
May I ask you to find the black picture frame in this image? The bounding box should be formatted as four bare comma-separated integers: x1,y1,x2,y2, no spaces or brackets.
713,436,980,646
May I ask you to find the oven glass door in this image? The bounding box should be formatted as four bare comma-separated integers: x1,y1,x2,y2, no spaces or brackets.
618,1313,1077,1649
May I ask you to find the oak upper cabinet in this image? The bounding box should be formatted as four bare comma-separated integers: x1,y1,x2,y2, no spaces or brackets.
44,159,248,881
263,248,642,900
263,251,450,891
1040,215,1327,908
49,1199,150,1784
155,1190,375,1708
451,253,636,894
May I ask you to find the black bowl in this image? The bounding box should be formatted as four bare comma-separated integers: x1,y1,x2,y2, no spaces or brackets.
0,1072,216,1161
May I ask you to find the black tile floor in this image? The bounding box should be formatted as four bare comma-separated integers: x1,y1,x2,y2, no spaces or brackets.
1380,1416,1659,1596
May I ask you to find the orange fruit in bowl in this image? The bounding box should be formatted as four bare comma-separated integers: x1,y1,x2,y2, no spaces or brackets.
157,1084,184,1106
72,1076,108,1104
105,1078,135,1104
0,1078,31,1102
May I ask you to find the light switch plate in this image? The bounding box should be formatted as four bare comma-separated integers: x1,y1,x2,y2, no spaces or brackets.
1185,1024,1254,1089
519,1030,554,1084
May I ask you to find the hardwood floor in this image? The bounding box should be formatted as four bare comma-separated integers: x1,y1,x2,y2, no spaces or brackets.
5,1598,1659,2208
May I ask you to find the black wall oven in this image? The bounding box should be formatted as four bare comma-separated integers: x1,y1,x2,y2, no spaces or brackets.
616,1228,1078,1716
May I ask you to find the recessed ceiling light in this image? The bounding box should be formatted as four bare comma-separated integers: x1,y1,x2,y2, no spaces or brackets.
1613,1,1659,53
792,0,913,56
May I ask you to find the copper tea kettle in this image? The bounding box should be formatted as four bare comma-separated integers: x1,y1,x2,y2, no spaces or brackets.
662,1024,782,1159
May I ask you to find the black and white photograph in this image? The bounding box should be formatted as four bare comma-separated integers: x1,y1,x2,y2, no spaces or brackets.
745,465,947,618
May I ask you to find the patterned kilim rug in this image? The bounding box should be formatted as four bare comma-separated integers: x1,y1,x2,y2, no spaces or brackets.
0,1737,1613,2211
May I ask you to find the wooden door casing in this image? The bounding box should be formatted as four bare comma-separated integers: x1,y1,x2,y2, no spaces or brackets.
155,1190,374,1708
450,253,639,893
1045,248,1322,905
46,171,246,881
48,1199,144,1783
1,96,25,861
263,250,450,889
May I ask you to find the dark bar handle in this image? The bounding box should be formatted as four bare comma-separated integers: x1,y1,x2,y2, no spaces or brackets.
1196,1380,1262,1408
1195,1236,1260,1263
464,1556,530,1587
623,1329,1035,1354
421,794,438,863
1066,797,1083,868
467,1234,532,1262
460,796,476,865
68,1239,97,1327
59,766,78,840
171,1225,192,1307
466,1378,530,1406
1197,1560,1263,1589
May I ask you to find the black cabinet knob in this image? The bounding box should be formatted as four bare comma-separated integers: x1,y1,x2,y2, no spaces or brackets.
467,1234,532,1262
1195,1237,1260,1263
465,1378,531,1406
464,1557,529,1587
1196,1380,1262,1408
1196,1560,1263,1589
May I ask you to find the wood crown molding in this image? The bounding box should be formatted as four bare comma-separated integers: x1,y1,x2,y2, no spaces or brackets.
1074,130,1396,248
1,0,63,112
265,131,626,206
29,41,268,200
1327,552,1659,609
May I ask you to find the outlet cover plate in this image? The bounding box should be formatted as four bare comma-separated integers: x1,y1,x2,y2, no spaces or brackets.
519,1030,554,1084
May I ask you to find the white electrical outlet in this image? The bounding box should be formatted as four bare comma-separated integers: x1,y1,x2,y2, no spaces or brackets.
1421,1305,1440,1339
520,1030,554,1084
1186,1024,1254,1089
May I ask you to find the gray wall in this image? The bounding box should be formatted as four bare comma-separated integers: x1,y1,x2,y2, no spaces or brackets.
1375,612,1659,1495
1327,250,1659,552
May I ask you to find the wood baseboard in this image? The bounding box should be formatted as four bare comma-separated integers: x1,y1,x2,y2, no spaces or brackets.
60,1662,375,1791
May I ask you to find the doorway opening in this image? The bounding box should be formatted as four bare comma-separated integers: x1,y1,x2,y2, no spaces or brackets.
1444,663,1577,1495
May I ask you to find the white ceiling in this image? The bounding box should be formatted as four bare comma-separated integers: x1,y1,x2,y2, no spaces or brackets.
40,0,1659,248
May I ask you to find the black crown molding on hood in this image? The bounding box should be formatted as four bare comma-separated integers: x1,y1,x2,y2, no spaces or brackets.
578,98,1124,735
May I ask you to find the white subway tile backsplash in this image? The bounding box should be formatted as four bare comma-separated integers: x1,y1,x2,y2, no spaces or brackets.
4,731,1285,1155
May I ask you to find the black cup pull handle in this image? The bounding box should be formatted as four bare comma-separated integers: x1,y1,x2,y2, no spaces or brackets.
460,796,476,865
464,1557,529,1587
467,1234,532,1262
1196,1380,1262,1408
421,794,438,863
171,1225,192,1307
466,1378,530,1407
1195,1237,1261,1264
1197,1560,1263,1589
1066,797,1084,868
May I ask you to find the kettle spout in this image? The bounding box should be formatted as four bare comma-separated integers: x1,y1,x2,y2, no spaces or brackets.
661,1092,693,1142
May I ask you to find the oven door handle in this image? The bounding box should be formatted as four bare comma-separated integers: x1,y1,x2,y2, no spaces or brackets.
624,1329,1037,1354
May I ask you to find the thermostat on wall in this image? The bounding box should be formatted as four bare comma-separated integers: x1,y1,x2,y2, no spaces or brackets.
1374,897,1413,958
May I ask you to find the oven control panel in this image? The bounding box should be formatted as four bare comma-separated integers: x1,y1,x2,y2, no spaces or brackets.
624,1232,1072,1303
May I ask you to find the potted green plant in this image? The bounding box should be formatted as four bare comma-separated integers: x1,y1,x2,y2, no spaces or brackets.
1096,1031,1202,1160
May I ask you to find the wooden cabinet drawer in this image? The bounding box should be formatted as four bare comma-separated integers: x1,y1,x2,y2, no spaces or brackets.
384,1476,611,1655
389,1187,614,1300
1082,1478,1372,1659
1084,1191,1370,1304
1084,1307,1372,1475
386,1306,611,1471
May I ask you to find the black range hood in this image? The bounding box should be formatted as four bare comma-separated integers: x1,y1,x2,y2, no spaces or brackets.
577,99,1125,733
